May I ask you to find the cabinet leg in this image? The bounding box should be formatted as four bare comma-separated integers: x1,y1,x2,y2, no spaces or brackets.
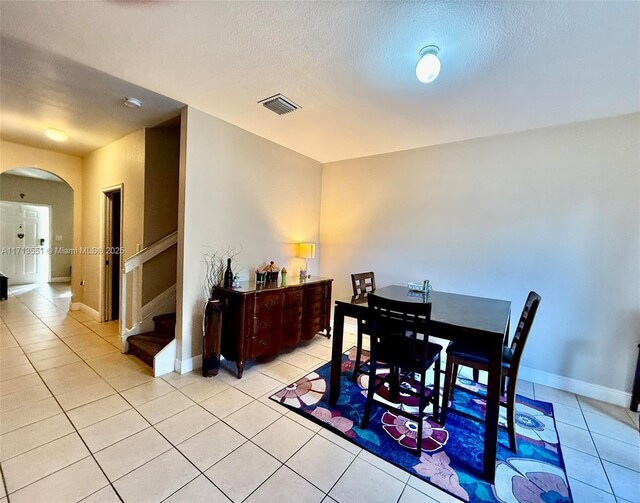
326,326,332,339
236,360,245,379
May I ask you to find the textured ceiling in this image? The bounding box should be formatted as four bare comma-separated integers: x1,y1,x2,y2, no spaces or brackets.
0,38,184,156
1,1,639,162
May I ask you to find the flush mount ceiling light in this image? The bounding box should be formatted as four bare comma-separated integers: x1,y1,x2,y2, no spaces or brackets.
44,127,68,142
416,45,441,83
122,96,142,109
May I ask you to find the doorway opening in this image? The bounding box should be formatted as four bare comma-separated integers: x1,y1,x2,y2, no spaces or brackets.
103,187,122,322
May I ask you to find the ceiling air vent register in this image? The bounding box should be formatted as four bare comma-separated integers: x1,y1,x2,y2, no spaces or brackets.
258,94,301,115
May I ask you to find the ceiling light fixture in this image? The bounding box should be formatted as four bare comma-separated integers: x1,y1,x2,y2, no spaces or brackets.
416,45,441,84
122,97,142,109
44,127,68,142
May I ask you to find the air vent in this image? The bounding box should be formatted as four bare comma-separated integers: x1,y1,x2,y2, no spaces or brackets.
258,94,301,115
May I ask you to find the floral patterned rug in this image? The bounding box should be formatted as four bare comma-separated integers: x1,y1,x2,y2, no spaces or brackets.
270,348,572,503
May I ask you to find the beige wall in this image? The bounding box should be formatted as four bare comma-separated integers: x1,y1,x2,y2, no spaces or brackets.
0,174,73,278
142,126,180,305
81,130,145,314
320,113,640,395
177,106,322,364
0,141,83,301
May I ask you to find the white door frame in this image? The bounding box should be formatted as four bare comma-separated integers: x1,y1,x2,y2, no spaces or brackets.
0,200,52,284
101,185,124,322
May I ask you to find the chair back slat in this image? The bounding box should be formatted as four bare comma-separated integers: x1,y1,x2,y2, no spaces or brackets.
509,291,541,369
351,272,376,296
368,293,431,372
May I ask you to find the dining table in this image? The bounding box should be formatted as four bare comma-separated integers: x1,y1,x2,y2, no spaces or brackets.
329,285,511,482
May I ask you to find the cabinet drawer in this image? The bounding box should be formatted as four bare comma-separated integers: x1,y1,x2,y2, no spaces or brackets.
253,311,283,335
304,300,326,318
284,306,303,325
247,330,282,359
302,317,324,340
285,287,304,307
282,325,302,348
305,286,326,302
255,292,284,313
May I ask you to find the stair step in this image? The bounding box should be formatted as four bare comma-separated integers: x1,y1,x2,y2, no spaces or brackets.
128,332,173,368
153,313,176,338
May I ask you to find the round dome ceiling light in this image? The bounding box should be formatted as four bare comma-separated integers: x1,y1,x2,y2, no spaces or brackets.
123,97,142,109
44,127,68,142
416,45,441,84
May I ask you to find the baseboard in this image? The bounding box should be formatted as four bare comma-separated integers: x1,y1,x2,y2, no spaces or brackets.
70,302,100,321
333,318,632,408
174,354,203,374
50,277,71,283
154,339,176,377
519,365,632,408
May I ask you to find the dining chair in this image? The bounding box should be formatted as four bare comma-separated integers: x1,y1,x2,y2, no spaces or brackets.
441,291,541,453
350,272,376,382
361,293,443,457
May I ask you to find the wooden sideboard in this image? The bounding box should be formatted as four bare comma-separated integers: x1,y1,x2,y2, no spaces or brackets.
213,277,332,377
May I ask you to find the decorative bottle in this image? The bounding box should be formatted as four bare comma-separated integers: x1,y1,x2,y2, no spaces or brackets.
224,258,233,287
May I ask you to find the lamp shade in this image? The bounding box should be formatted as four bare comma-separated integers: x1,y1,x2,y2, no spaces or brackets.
297,243,316,259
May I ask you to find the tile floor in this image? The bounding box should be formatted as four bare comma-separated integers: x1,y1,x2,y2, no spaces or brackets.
1,283,638,502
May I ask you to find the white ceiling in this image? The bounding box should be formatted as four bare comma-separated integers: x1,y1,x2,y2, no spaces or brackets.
1,1,638,163
0,37,184,156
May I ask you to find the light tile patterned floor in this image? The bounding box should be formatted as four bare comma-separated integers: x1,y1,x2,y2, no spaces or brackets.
0,283,638,502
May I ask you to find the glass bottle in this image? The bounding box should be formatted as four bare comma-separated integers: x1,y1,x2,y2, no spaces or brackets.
224,258,233,287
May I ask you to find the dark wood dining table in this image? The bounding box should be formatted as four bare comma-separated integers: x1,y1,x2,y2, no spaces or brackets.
329,285,511,482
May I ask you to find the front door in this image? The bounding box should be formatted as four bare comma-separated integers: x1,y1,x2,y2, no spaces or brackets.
0,201,50,285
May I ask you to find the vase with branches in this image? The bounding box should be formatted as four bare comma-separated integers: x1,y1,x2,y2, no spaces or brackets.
201,245,241,377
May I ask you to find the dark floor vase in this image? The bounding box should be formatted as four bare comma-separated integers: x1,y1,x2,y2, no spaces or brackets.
203,299,224,376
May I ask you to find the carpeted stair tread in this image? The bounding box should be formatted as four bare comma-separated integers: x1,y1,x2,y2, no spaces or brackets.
153,313,176,338
127,332,172,368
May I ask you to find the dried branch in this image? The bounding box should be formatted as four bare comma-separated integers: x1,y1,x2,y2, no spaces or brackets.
202,245,242,298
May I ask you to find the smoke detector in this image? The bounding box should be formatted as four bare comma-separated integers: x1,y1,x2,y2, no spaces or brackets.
258,94,300,115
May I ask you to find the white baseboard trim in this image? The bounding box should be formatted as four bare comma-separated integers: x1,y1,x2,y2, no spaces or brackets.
50,277,71,283
519,365,632,408
175,354,203,374
154,339,176,377
70,302,100,321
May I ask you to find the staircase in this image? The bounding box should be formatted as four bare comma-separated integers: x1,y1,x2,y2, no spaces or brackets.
127,313,176,368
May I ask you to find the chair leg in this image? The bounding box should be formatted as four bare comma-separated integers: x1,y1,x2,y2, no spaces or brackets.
451,363,459,401
432,357,441,423
473,369,480,383
417,368,427,457
351,327,363,382
506,375,518,453
361,358,377,429
441,357,456,425
389,365,400,401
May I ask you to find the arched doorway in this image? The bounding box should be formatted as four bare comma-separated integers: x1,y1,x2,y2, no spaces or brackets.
0,168,74,286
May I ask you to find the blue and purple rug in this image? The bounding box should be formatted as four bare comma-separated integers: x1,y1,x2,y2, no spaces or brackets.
270,347,572,503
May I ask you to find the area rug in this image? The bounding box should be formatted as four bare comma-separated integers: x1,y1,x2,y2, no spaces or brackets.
270,347,572,503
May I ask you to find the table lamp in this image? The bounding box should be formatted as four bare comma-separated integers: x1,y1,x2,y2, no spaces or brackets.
298,242,316,279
